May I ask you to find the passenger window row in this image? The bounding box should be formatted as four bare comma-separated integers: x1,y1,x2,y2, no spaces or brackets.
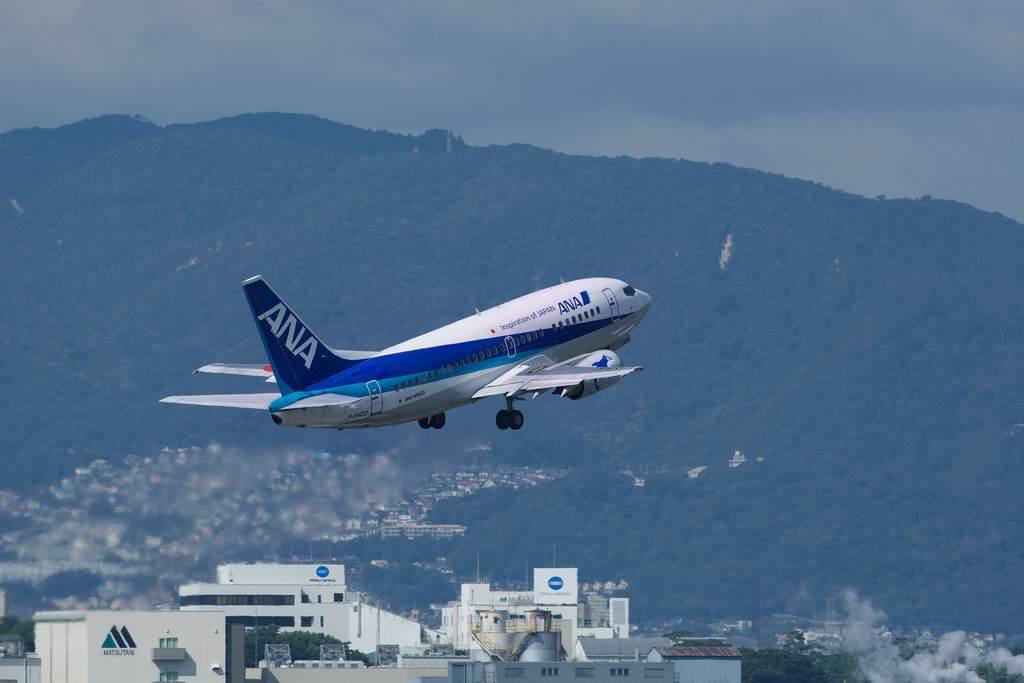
552,306,601,331
393,328,547,392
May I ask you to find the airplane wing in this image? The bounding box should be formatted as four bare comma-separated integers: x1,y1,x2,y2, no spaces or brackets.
159,393,279,409
472,353,642,400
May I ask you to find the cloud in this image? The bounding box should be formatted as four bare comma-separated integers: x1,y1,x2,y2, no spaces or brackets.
2,1,1023,220
528,105,1024,218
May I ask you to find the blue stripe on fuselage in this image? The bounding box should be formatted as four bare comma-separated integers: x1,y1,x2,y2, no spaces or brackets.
270,309,620,410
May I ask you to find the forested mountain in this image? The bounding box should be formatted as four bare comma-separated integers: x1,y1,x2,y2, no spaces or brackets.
2,114,1022,632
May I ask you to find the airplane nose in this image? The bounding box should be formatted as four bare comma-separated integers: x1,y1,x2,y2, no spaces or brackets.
636,288,652,312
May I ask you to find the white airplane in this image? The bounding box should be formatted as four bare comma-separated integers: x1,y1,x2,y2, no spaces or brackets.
161,276,651,430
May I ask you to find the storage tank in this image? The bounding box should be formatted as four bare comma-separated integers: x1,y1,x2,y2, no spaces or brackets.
526,609,552,633
518,632,559,662
476,609,510,655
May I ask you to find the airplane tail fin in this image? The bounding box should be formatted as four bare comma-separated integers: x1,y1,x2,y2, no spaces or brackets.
242,275,355,393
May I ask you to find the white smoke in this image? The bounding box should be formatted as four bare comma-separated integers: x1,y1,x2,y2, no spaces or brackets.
841,589,1024,682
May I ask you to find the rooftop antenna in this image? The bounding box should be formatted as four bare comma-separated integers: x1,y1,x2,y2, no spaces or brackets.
476,552,480,582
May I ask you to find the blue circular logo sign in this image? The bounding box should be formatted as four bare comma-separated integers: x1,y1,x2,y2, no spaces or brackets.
548,576,564,590
316,566,330,578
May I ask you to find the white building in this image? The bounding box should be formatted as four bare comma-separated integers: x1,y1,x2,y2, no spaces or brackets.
573,638,671,662
448,660,674,683
0,635,40,683
34,609,226,683
441,569,629,661
647,646,741,683
179,563,437,655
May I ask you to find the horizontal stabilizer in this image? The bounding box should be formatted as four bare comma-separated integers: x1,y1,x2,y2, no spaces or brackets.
278,393,362,410
194,363,276,382
159,393,278,409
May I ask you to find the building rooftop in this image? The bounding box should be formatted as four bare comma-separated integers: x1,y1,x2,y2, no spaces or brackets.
577,637,671,658
652,646,741,658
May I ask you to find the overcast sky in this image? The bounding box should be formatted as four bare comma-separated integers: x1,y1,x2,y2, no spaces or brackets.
3,1,1023,221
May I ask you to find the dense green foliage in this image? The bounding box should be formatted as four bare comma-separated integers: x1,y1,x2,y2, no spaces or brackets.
2,113,1023,632
740,647,862,683
356,562,456,615
243,625,368,667
0,616,35,652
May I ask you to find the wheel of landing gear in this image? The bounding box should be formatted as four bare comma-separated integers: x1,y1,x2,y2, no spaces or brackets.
430,413,446,429
495,410,510,430
510,410,524,430
418,417,431,429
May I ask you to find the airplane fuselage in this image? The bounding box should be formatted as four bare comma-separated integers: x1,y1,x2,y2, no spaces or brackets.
269,278,650,429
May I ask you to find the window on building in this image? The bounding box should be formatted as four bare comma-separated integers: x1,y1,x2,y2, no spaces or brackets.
575,668,596,678
301,616,313,628
506,668,525,678
159,637,178,648
334,593,345,602
611,668,630,677
320,616,324,628
541,667,560,676
160,673,179,682
301,591,310,603
180,594,294,607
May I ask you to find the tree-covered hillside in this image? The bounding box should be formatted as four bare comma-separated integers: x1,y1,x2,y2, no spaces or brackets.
2,114,1023,631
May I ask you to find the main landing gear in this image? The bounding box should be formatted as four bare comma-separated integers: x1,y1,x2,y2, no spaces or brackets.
418,413,446,429
495,396,524,430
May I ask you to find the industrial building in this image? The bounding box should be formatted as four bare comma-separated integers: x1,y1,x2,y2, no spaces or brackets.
179,563,441,656
647,646,741,683
23,566,740,682
441,568,630,661
572,637,670,662
33,609,229,683
448,660,674,683
0,635,40,683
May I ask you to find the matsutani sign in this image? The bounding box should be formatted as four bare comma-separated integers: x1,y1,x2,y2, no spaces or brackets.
101,625,137,656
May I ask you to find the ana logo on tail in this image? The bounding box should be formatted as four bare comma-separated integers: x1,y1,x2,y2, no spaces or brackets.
257,303,319,369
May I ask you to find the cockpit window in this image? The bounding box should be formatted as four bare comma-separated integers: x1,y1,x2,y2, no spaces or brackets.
623,285,636,296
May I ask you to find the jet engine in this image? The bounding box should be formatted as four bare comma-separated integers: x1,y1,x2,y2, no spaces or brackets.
558,350,623,400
